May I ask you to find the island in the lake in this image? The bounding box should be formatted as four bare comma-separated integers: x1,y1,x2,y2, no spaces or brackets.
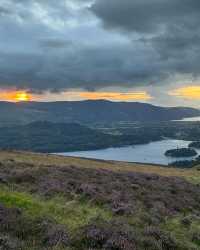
189,141,200,149
169,155,200,168
169,156,200,168
165,148,198,158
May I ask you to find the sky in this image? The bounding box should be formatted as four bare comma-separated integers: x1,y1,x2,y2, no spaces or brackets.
0,0,200,107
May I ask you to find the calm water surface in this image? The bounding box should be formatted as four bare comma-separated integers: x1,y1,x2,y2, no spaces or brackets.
178,116,200,121
57,139,200,165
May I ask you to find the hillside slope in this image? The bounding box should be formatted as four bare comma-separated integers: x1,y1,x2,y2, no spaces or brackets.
1,120,200,154
0,100,199,126
0,151,199,250
0,121,173,153
0,121,118,152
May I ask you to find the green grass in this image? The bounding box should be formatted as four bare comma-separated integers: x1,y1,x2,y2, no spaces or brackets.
162,216,200,249
0,188,112,231
186,175,200,185
1,187,200,250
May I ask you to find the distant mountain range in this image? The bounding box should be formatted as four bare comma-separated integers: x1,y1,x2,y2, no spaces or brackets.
0,100,199,126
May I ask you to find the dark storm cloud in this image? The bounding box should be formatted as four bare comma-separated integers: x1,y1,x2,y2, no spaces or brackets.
39,39,72,49
91,0,200,57
0,0,200,93
0,43,164,92
91,0,200,33
0,6,12,16
90,0,200,87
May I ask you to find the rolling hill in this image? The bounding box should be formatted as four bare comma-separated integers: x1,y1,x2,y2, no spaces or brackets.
1,119,200,154
0,151,199,249
0,121,119,152
0,100,199,126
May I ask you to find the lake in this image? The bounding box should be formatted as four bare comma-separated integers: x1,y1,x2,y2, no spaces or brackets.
178,116,200,121
57,139,200,165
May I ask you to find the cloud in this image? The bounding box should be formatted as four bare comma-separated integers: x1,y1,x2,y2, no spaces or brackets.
39,38,72,49
0,0,199,101
0,28,164,92
91,0,200,34
91,0,200,82
0,6,12,17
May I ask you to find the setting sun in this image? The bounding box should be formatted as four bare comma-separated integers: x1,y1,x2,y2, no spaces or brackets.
0,90,32,102
15,92,31,102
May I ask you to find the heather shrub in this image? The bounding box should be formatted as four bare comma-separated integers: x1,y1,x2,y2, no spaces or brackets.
74,220,137,250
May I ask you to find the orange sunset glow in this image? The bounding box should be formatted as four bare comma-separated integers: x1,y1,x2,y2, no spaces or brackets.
169,85,200,100
0,90,152,102
0,91,32,102
32,90,152,102
1,87,200,103
78,91,152,101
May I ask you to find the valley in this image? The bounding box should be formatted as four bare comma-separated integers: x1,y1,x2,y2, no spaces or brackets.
1,119,200,167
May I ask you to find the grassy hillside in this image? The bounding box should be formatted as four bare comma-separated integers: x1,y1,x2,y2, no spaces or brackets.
0,151,199,249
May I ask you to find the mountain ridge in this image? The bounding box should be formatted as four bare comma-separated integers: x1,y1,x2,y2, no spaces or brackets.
0,100,199,126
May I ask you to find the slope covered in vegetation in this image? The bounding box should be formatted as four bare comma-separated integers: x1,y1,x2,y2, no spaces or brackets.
0,121,165,153
0,122,119,153
0,100,199,126
0,151,199,250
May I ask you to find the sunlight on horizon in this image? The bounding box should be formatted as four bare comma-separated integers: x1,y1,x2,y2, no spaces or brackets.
0,90,152,102
169,85,200,100
0,87,200,105
78,91,152,101
34,90,153,102
0,91,32,102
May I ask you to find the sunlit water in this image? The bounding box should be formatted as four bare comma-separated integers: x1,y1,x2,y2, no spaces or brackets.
56,139,200,165
177,116,200,121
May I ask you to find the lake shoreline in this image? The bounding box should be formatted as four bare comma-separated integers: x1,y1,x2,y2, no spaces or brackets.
56,139,200,166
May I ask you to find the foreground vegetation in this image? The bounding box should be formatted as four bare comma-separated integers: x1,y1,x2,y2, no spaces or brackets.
0,151,199,249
